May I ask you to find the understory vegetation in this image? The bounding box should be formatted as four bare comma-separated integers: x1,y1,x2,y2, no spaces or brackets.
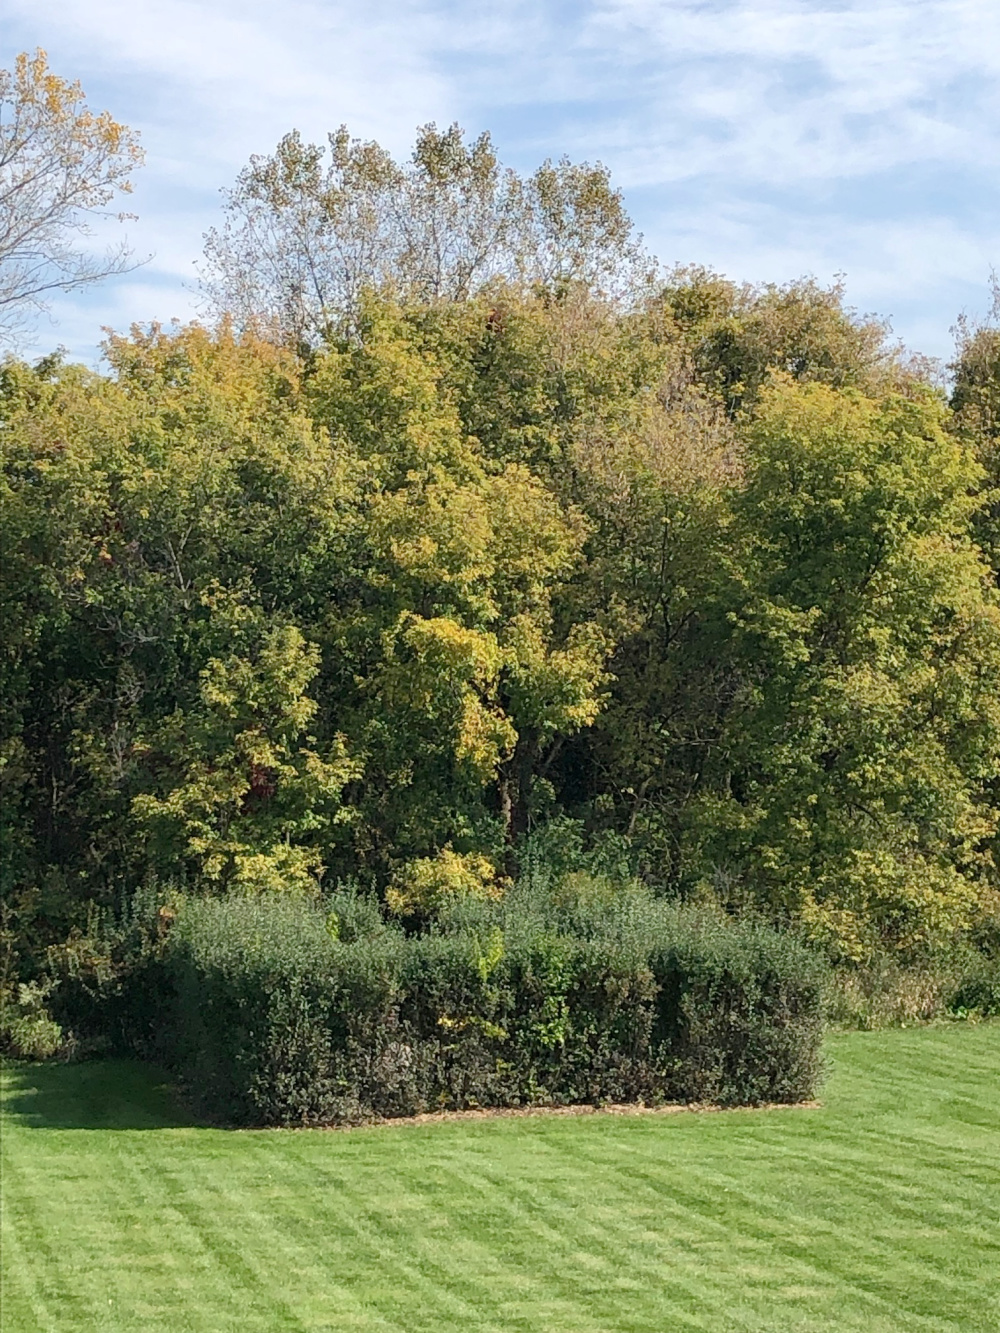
111,883,825,1123
3,113,1000,1110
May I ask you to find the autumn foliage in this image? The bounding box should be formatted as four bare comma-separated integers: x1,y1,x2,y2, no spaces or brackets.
3,89,1000,1066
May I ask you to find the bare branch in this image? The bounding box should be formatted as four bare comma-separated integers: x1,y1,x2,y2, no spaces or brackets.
201,123,652,343
0,49,145,346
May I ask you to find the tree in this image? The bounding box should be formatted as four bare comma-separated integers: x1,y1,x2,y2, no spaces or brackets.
202,124,648,343
695,382,1000,958
658,267,895,417
0,50,144,343
132,613,359,895
950,276,1000,573
301,297,611,860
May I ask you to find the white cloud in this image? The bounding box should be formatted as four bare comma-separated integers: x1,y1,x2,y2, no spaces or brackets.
5,0,454,162
453,0,1000,186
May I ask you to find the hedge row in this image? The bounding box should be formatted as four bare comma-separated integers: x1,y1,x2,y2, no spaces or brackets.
131,886,827,1125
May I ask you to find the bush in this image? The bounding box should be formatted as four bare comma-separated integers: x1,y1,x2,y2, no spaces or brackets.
0,980,64,1059
947,951,1000,1019
42,886,180,1058
826,943,1000,1028
385,849,503,918
149,884,827,1125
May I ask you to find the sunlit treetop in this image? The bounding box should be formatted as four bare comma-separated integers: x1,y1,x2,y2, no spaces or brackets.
0,49,145,344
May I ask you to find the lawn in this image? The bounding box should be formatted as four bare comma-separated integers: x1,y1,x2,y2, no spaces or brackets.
1,1025,998,1333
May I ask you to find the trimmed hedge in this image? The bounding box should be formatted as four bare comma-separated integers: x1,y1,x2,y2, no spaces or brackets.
150,885,827,1125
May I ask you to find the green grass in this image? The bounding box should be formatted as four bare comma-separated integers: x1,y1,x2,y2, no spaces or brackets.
2,1026,998,1333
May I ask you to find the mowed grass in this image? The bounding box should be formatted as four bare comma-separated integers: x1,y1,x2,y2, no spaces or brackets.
1,1026,998,1333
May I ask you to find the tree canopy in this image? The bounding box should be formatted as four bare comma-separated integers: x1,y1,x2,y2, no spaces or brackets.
201,124,649,342
0,50,144,343
4,272,1000,971
3,100,1000,1007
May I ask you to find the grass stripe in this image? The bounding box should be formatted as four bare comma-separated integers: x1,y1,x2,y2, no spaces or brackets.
1,1023,997,1332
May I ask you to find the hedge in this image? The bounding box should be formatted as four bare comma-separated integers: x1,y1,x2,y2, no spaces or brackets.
145,885,827,1125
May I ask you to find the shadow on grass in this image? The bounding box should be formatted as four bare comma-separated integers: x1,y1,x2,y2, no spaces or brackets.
0,1058,201,1130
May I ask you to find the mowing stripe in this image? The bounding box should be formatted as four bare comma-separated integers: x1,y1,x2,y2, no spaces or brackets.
2,1025,998,1333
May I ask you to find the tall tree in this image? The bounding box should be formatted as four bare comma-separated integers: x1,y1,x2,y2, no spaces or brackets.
658,268,895,417
0,50,144,344
202,124,648,343
694,382,1000,958
950,277,1000,574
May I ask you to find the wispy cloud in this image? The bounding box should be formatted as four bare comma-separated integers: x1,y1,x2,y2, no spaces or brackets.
576,0,1000,184
4,0,998,360
7,0,452,159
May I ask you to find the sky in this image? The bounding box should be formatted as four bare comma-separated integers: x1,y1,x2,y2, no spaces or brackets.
4,0,999,365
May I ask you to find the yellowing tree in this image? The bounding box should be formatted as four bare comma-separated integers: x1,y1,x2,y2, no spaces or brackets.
203,123,647,343
0,50,144,342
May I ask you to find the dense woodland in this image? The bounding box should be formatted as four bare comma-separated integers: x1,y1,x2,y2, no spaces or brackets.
3,111,1000,1071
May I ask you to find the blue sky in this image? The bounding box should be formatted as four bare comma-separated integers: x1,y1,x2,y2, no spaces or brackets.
4,0,999,364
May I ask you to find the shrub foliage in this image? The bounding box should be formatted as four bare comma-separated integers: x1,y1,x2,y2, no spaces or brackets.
150,887,825,1125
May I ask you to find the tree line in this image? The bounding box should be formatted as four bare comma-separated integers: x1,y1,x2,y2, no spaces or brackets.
2,53,1000,1014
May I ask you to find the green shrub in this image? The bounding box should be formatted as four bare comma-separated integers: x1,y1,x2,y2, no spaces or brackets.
149,886,826,1125
43,887,179,1057
826,944,1000,1028
650,913,826,1104
949,954,1000,1019
323,882,394,943
1,980,64,1059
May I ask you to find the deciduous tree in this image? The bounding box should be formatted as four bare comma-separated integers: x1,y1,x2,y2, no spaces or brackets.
0,50,144,343
202,124,647,343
